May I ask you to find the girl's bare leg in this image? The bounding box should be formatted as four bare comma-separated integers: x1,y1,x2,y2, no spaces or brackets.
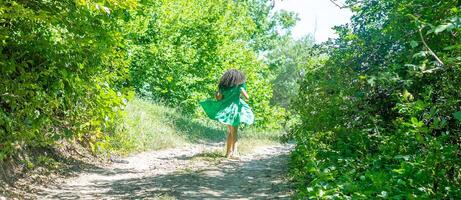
225,125,234,158
232,126,238,156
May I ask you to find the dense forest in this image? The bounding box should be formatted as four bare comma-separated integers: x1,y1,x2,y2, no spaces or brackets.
1,0,460,199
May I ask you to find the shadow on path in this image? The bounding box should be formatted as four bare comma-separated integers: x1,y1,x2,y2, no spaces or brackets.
166,112,226,143
39,145,292,199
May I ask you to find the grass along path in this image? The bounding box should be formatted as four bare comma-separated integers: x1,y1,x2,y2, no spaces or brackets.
10,99,292,199
33,142,293,199
107,98,283,155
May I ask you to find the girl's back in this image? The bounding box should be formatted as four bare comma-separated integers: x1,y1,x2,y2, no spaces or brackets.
199,69,254,158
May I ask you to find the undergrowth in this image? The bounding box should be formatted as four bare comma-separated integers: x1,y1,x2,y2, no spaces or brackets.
108,98,285,156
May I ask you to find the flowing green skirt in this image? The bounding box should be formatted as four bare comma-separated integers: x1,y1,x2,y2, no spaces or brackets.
200,99,254,127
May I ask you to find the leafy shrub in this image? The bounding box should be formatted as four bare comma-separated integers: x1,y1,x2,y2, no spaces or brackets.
290,0,461,199
0,0,134,159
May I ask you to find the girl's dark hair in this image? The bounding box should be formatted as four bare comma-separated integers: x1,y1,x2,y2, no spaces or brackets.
218,69,246,89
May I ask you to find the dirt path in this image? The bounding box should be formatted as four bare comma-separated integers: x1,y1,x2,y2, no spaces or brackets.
32,143,293,199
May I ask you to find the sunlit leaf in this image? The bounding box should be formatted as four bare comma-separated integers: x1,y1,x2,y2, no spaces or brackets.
434,23,453,34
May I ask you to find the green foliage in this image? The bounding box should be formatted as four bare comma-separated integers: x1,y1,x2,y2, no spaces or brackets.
109,97,285,155
0,0,295,160
290,0,461,199
267,36,316,109
0,0,134,159
109,98,189,154
129,0,293,128
244,0,298,52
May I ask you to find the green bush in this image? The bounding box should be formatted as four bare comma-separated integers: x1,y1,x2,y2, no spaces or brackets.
290,0,461,199
0,0,134,159
128,0,295,129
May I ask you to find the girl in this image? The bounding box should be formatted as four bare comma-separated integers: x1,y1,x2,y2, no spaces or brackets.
200,69,254,158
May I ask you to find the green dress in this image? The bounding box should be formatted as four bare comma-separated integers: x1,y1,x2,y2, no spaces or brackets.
200,83,254,127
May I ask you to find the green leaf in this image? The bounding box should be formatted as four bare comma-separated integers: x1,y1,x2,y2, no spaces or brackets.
443,44,461,51
413,51,428,58
453,111,461,122
410,40,419,48
434,23,453,34
51,134,61,141
64,129,73,139
415,133,424,143
367,76,376,86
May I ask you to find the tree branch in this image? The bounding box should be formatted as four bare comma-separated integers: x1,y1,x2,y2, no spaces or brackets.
328,0,348,9
419,28,445,66
329,0,363,9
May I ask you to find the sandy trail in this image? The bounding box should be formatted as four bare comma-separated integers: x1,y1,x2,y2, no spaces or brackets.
33,143,293,200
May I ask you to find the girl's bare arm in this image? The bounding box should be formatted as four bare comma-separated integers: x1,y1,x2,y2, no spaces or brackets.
241,88,249,100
